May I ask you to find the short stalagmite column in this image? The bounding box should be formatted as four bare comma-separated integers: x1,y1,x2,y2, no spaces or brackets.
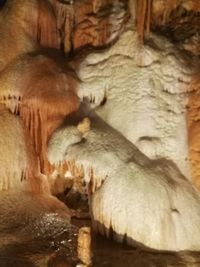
77,227,92,266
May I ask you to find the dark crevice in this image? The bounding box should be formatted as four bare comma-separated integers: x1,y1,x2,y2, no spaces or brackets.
0,0,6,8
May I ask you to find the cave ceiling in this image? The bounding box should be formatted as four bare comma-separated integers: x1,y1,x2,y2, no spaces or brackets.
52,0,200,56
1,0,198,55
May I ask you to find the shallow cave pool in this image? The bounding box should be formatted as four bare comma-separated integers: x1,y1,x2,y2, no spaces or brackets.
1,189,200,267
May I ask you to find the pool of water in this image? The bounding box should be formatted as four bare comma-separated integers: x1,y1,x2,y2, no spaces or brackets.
1,191,200,267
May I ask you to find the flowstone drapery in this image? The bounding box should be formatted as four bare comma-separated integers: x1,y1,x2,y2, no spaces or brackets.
48,107,200,251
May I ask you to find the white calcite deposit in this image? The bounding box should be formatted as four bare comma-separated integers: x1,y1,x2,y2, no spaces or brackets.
48,112,200,251
47,28,200,251
77,28,194,178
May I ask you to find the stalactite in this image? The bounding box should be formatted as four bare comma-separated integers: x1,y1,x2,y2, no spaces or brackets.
51,0,129,52
19,89,79,174
0,104,42,192
151,0,200,29
136,0,152,42
136,0,147,41
50,160,84,181
0,52,80,176
187,75,200,190
146,0,152,37
136,0,200,43
36,0,60,49
51,0,74,53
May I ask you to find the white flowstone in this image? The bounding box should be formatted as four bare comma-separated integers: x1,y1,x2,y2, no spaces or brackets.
48,113,200,251
77,28,194,178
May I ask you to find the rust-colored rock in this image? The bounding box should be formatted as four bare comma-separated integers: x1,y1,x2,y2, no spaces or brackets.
0,0,60,71
52,0,129,53
135,0,200,47
187,75,200,190
0,53,79,174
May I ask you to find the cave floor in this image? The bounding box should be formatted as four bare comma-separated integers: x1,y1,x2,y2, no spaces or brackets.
1,216,200,267
0,186,199,267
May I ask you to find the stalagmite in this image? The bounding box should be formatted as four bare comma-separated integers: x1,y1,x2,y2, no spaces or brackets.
48,116,90,192
77,227,92,266
48,111,200,251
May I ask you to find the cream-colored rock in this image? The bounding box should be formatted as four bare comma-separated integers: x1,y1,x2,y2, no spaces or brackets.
48,117,90,165
0,105,50,194
0,105,30,190
77,28,194,178
48,112,200,251
77,118,91,136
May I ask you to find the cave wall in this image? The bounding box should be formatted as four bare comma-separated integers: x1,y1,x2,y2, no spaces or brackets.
0,0,200,187
50,0,129,53
1,0,200,252
49,0,200,186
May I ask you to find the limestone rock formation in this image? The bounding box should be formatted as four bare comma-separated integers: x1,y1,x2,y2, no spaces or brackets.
0,0,61,71
48,109,200,251
52,0,129,53
187,76,200,190
1,0,200,256
47,6,200,249
0,103,74,243
0,52,79,172
0,0,79,241
76,28,193,178
0,105,33,191
135,0,200,52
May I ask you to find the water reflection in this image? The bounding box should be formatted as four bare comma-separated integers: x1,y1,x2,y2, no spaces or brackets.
0,191,78,267
1,191,200,267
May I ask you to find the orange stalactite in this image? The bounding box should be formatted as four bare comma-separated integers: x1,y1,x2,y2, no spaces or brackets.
136,0,200,43
136,0,152,42
19,89,79,174
186,75,200,190
36,0,60,49
51,0,74,53
136,0,147,42
146,0,152,38
150,0,200,28
0,53,80,176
